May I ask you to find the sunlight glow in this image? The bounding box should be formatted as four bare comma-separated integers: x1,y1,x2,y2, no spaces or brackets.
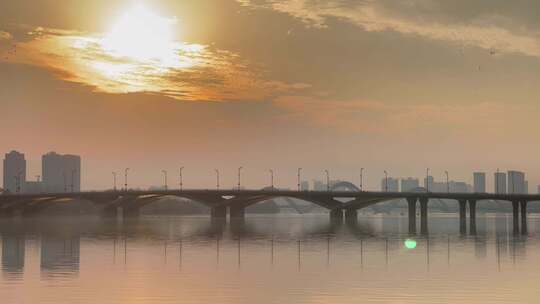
102,5,178,61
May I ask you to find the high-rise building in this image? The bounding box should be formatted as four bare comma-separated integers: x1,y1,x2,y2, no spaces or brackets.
401,177,419,192
3,151,26,194
300,180,309,191
473,172,486,193
312,180,325,191
42,152,81,193
537,185,540,194
494,172,506,194
524,180,529,194
381,177,399,192
424,175,434,192
508,171,525,194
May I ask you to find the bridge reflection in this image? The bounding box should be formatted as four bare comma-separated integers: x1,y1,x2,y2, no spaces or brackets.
0,215,534,277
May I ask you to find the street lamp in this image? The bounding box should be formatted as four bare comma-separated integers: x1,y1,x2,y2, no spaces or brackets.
237,166,243,190
215,169,220,190
297,168,302,191
384,170,388,192
325,169,330,192
179,167,184,191
112,171,117,191
269,169,274,190
445,170,449,193
426,168,430,192
124,168,130,191
360,168,364,192
162,170,168,190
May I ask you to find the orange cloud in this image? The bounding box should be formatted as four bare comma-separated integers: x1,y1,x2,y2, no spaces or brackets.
0,30,12,41
4,26,310,102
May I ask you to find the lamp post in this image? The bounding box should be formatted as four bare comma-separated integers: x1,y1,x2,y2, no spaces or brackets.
384,170,389,192
445,170,449,193
162,170,168,190
269,169,274,190
360,168,364,192
325,170,330,192
237,166,243,190
179,167,184,191
426,168,430,192
215,169,220,190
124,168,130,191
297,168,302,191
112,171,117,191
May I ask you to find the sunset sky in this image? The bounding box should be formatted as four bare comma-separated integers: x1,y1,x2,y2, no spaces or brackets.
1,0,539,190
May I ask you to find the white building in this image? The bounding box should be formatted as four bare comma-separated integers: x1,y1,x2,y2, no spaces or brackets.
3,151,26,194
381,177,399,192
494,172,506,194
401,178,419,192
473,172,486,193
508,171,526,194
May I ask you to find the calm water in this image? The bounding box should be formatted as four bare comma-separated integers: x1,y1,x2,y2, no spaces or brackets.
1,213,540,304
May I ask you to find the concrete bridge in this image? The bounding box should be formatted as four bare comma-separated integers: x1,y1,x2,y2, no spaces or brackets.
1,187,539,235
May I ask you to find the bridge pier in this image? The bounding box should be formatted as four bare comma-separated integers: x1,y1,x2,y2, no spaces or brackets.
344,208,357,224
512,201,520,235
330,208,343,224
407,197,417,234
230,205,245,219
458,200,467,234
520,201,528,235
419,198,428,235
468,200,477,235
211,206,227,218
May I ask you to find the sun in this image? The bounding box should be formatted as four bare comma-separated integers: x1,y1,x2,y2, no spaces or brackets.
102,5,177,61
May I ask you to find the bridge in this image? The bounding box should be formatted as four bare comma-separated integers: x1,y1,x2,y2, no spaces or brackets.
1,186,539,235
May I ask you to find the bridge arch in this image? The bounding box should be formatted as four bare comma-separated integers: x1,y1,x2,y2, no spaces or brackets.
330,181,360,192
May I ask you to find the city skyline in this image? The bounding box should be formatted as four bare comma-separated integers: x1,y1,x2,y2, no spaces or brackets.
1,1,540,192
1,149,535,194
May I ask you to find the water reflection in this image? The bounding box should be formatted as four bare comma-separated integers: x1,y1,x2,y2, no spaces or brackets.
0,214,539,303
2,234,25,276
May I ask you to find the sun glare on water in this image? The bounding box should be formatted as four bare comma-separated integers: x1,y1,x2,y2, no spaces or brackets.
102,5,178,62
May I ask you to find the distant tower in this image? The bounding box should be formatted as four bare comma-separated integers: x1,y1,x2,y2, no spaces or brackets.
473,172,486,193
3,151,26,193
507,171,525,194
494,172,506,194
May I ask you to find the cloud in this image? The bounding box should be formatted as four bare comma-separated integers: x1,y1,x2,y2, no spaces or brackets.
0,30,12,41
6,26,310,102
273,95,536,139
238,0,540,58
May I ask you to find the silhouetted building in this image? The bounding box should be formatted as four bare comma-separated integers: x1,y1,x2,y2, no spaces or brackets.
424,175,434,191
300,180,309,191
473,172,486,193
508,171,525,194
24,180,44,194
381,177,399,192
537,185,540,194
42,152,81,193
312,180,325,191
494,172,506,194
3,151,26,193
401,177,419,192
524,180,529,194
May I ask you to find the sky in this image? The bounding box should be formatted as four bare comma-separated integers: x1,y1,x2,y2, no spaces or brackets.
1,0,539,191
